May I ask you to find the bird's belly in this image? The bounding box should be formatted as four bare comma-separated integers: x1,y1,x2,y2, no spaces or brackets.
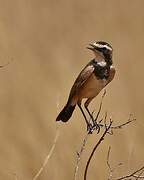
78,74,106,99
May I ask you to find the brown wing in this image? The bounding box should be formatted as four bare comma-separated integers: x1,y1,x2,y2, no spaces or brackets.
68,64,95,100
105,65,116,86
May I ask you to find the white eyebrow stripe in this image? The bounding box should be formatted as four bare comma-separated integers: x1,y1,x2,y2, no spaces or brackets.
93,43,112,51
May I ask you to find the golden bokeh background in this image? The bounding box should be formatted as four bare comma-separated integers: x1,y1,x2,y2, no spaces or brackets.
0,0,144,179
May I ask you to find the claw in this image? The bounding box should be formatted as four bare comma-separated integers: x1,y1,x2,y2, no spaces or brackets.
86,122,101,134
92,122,101,134
96,125,101,134
87,123,93,134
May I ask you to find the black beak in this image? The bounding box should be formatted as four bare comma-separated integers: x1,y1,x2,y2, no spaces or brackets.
87,44,96,51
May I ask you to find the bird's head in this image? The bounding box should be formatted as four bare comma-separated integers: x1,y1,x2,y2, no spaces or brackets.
87,41,113,65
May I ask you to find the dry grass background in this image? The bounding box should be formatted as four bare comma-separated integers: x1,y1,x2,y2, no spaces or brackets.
0,0,144,179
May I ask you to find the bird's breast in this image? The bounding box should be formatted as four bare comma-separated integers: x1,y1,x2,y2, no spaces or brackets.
78,73,107,99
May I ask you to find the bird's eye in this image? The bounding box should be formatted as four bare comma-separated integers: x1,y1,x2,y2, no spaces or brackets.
102,47,107,51
102,47,109,53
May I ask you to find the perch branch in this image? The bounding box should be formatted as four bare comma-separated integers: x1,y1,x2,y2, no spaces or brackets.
84,120,113,180
74,89,137,180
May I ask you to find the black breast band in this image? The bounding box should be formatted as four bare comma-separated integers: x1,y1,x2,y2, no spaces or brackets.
91,59,110,80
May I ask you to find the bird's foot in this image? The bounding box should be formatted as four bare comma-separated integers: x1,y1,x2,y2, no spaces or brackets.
92,122,101,134
88,113,101,133
87,123,94,134
86,120,102,134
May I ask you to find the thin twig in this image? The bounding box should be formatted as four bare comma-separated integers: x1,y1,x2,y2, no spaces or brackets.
32,130,60,180
116,166,144,180
84,120,113,180
135,169,144,180
106,146,144,180
111,114,136,129
98,114,136,131
106,146,123,180
74,133,89,180
133,173,144,179
106,151,144,180
107,146,113,180
107,146,111,171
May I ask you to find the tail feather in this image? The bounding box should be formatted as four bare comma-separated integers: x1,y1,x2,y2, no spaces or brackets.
56,104,76,122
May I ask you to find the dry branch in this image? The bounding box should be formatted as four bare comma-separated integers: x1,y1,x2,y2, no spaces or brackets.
74,90,137,180
84,120,113,180
106,146,123,180
116,166,144,180
111,114,136,129
107,146,113,180
106,146,144,180
74,133,89,180
32,130,59,180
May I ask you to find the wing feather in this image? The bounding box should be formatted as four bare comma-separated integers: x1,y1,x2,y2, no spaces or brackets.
68,64,94,100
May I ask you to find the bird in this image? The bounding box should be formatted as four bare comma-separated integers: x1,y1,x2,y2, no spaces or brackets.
56,41,115,131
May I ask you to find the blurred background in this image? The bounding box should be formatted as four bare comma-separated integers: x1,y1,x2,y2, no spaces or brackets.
0,0,144,179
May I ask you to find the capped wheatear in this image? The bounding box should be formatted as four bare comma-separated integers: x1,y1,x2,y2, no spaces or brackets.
56,41,115,131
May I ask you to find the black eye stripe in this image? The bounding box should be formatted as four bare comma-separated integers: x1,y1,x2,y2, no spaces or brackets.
97,47,107,51
101,47,107,50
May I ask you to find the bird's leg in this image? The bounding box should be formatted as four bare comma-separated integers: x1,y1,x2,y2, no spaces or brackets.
78,103,93,133
84,98,95,123
84,98,100,132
